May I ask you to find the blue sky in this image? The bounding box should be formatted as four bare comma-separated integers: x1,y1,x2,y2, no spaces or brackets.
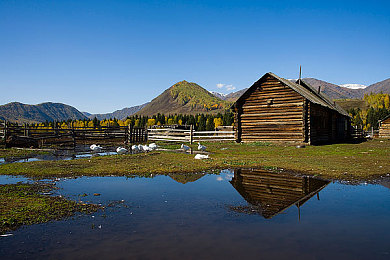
0,0,389,113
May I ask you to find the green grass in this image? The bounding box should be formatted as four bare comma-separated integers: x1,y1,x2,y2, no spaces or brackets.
0,139,389,181
0,183,99,234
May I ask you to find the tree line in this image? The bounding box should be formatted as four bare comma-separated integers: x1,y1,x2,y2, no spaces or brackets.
16,111,235,131
348,93,390,130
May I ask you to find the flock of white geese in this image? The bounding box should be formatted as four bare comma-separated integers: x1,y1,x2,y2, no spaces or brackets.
90,142,208,159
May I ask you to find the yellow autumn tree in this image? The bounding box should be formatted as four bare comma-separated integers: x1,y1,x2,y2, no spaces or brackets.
124,119,132,126
147,119,156,126
214,118,223,128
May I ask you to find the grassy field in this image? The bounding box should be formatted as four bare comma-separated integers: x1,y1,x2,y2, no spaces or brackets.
0,139,389,181
0,183,99,235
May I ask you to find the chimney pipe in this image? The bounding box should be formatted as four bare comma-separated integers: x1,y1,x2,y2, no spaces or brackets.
318,86,321,94
298,66,302,85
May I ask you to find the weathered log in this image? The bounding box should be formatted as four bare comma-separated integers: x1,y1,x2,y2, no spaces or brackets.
6,135,39,148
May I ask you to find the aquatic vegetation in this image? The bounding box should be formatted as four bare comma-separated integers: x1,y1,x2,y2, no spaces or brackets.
0,183,99,235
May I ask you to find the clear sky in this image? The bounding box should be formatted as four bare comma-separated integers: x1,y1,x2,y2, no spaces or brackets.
0,0,389,113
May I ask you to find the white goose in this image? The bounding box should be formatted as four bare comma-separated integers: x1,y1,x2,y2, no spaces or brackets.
181,144,190,152
197,142,206,151
90,144,102,152
149,143,158,150
131,145,139,153
142,145,152,152
194,154,209,159
116,147,128,154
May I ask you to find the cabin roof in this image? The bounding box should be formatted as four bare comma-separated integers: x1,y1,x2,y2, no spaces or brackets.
233,72,350,117
379,114,390,123
296,79,350,117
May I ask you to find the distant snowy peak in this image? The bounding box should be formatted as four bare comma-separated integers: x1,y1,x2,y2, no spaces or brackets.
209,91,228,99
340,84,367,89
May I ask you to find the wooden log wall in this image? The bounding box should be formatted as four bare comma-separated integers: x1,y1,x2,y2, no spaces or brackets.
308,103,332,144
237,76,305,142
379,118,390,138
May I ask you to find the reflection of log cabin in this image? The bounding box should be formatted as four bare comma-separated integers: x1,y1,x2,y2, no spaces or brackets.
379,115,390,138
230,168,329,219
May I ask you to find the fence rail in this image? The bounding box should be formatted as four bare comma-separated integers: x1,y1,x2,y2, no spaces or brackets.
0,121,147,148
147,126,235,143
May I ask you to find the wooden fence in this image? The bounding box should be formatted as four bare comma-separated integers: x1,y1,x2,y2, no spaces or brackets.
1,121,235,148
0,121,147,148
147,125,235,143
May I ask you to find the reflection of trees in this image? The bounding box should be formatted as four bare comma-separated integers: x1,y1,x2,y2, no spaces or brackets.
230,169,329,219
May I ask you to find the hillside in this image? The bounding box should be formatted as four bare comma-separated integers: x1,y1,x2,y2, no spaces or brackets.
334,99,370,112
86,103,149,120
0,102,87,123
302,78,365,99
137,81,229,116
365,78,390,95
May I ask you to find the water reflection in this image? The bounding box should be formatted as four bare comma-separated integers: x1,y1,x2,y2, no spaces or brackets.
230,168,330,219
168,172,206,184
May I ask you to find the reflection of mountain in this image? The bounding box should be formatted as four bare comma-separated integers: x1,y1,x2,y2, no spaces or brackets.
168,173,205,184
230,168,329,219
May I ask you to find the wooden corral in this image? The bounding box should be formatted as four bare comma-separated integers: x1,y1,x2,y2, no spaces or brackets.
232,72,351,144
0,122,147,148
379,115,390,138
230,168,329,219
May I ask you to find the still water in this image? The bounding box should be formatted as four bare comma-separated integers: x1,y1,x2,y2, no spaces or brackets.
1,169,389,260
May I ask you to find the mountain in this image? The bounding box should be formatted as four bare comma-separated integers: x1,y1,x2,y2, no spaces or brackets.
302,78,365,99
303,78,390,99
136,80,229,116
86,103,149,120
365,78,390,95
212,77,390,104
0,102,87,123
224,88,248,102
209,91,227,100
82,111,93,117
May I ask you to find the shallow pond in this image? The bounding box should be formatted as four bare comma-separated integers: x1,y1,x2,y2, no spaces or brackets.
1,169,389,260
0,147,119,165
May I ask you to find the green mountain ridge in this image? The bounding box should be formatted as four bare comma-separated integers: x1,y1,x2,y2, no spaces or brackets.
0,102,87,124
137,80,230,116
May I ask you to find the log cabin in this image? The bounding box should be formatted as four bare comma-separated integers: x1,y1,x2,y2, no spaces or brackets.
230,168,329,219
379,115,390,138
232,72,351,144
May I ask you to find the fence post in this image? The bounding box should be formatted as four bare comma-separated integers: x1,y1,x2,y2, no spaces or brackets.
145,127,148,142
128,125,133,144
4,120,8,140
3,121,8,146
190,125,193,144
24,123,28,136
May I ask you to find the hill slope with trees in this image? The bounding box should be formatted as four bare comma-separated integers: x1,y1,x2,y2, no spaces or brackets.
137,81,230,116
